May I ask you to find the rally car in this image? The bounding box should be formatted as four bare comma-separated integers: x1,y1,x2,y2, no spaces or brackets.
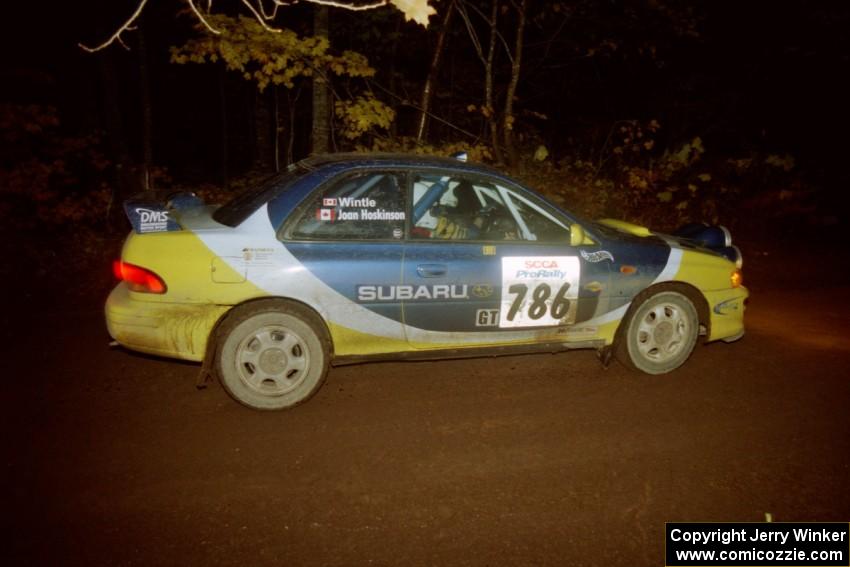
106,153,747,410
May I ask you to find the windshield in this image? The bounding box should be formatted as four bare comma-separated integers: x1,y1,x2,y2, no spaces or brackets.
212,165,309,227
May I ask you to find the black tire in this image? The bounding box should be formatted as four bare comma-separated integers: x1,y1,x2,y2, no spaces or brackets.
215,300,330,410
616,288,699,374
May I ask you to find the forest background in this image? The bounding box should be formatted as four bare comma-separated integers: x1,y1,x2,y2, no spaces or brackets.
1,0,848,297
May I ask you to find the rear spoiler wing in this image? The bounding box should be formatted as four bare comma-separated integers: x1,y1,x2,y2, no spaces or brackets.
123,192,204,234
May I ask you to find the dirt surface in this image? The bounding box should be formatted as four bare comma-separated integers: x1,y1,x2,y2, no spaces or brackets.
4,240,850,566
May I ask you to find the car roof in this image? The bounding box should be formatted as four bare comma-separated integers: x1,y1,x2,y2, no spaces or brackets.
219,153,520,229
298,152,506,177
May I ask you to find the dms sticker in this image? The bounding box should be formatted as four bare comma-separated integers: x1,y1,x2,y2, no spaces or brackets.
123,201,181,233
500,256,580,328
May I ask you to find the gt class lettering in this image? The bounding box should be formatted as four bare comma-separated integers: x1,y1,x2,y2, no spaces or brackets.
357,284,469,302
476,309,500,327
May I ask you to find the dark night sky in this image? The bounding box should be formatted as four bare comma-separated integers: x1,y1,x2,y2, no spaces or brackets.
3,1,850,188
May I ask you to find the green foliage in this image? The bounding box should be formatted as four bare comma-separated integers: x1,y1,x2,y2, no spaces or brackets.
764,153,795,172
170,14,376,91
170,14,395,144
0,104,112,230
334,94,395,140
0,104,122,296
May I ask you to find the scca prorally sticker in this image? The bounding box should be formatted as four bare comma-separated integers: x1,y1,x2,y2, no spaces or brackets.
499,256,580,328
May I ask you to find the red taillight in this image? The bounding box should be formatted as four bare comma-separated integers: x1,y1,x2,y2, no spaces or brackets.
113,260,167,294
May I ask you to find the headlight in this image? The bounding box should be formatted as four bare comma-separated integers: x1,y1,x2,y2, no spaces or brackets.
731,269,743,288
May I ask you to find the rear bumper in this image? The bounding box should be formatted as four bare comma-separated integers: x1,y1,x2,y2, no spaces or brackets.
704,286,749,342
105,283,229,362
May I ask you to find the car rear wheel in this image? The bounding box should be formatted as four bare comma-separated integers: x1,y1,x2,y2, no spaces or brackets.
617,289,699,374
215,301,329,410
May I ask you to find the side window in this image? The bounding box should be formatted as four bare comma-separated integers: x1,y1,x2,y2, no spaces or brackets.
409,174,570,242
289,172,407,240
503,189,572,242
410,174,521,241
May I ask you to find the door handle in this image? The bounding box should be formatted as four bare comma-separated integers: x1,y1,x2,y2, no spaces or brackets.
416,263,447,278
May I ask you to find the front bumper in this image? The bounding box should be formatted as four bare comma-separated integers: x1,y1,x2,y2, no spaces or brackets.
704,286,749,342
105,283,229,362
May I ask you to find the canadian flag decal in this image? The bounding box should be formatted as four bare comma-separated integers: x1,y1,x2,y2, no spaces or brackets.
316,208,336,221
323,198,337,206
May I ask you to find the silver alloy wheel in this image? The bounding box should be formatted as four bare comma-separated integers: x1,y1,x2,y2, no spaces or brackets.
235,325,310,396
216,302,329,410
617,289,699,374
635,302,690,363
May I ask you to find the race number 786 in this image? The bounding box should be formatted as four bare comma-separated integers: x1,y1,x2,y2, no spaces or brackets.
505,282,572,322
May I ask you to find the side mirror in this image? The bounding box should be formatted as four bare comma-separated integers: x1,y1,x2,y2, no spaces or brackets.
570,223,585,247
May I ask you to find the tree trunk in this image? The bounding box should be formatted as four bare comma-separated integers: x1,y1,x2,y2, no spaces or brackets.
98,50,143,228
253,90,273,171
484,0,502,163
503,0,527,167
457,0,502,161
137,20,153,190
273,85,280,172
218,65,229,189
416,0,456,143
312,5,331,154
388,13,402,139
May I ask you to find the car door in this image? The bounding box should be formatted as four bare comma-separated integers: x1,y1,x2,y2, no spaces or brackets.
281,169,409,353
401,171,610,349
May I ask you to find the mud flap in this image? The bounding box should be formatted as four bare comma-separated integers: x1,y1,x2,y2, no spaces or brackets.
596,345,614,369
196,342,217,390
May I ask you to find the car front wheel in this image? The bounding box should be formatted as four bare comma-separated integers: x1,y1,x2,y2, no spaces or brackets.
215,301,329,410
617,288,699,374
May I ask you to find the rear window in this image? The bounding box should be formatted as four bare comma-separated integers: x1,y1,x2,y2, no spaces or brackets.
212,165,309,227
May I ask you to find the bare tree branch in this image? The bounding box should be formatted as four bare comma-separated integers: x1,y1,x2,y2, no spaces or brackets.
187,0,222,35
308,0,389,11
241,0,281,32
370,79,480,141
456,1,483,63
79,0,429,53
77,0,150,52
257,0,282,21
456,0,512,67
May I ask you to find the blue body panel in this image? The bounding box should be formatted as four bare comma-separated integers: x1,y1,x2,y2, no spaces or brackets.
598,234,673,311
283,241,404,323
401,242,502,333
261,156,701,345
401,241,611,334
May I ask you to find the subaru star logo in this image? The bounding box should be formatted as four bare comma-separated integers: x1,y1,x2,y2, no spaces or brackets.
471,284,493,298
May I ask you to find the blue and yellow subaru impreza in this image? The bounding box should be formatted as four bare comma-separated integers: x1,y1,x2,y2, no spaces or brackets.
106,153,747,409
